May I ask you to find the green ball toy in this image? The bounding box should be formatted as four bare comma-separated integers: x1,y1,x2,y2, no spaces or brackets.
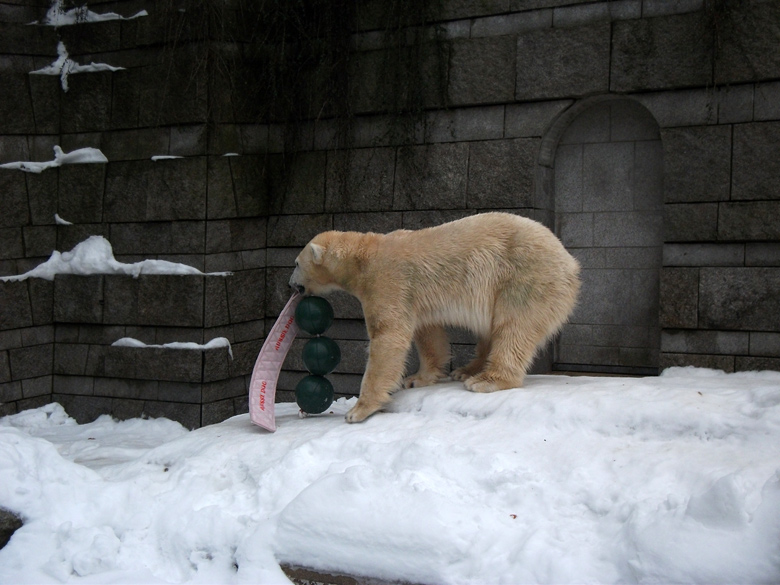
302,336,341,375
294,296,334,335
295,374,335,414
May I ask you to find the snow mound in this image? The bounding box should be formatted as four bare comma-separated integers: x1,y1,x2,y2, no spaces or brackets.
0,235,230,282
0,369,779,584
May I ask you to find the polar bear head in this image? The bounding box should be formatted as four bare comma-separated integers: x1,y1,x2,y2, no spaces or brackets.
289,234,342,296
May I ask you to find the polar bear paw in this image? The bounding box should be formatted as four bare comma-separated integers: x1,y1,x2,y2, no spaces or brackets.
464,376,501,393
403,372,443,389
345,401,380,423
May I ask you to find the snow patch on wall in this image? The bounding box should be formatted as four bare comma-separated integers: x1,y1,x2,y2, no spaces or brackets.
33,0,147,26
0,145,107,173
112,337,234,359
29,41,124,92
0,236,230,282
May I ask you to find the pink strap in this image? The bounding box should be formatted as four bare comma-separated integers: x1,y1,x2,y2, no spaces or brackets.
249,292,301,431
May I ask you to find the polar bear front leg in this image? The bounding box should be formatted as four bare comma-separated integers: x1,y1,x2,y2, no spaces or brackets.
346,329,412,423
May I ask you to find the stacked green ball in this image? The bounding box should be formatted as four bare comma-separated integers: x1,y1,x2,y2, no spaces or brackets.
294,296,339,414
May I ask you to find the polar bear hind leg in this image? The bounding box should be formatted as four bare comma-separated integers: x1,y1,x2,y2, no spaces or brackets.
403,324,450,388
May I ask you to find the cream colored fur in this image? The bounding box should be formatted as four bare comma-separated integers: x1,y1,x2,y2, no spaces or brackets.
289,212,581,423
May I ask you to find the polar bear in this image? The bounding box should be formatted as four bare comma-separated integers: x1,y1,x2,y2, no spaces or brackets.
289,212,580,423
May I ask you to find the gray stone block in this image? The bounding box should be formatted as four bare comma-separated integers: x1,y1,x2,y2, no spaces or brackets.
270,152,327,215
202,377,244,403
56,163,105,224
0,281,33,331
54,343,89,376
94,377,158,401
25,170,57,226
102,128,170,162
205,252,242,273
23,226,56,258
0,380,22,403
755,81,780,121
736,356,780,372
230,339,262,378
53,275,104,324
204,277,231,328
663,243,744,267
110,221,206,256
714,1,780,85
203,347,232,383
20,325,53,347
226,269,264,323
750,332,780,358
266,214,331,247
104,275,204,327
449,36,516,106
230,156,271,218
746,243,780,267
61,72,113,133
207,157,236,219
0,73,34,134
718,202,780,241
660,267,698,329
717,84,754,124
333,212,403,234
9,344,52,380
664,203,718,242
593,212,663,247
662,126,731,203
0,172,29,228
732,122,780,201
505,100,573,138
611,13,712,92
516,22,610,100
140,400,201,429
0,229,23,261
467,139,537,209
470,9,551,37
631,89,716,128
201,399,236,426
402,210,475,230
0,351,9,384
105,158,207,222
325,148,395,212
110,398,145,421
394,143,468,210
53,375,94,396
699,268,780,331
21,375,51,399
28,73,60,135
156,381,202,404
661,330,749,356
557,213,593,248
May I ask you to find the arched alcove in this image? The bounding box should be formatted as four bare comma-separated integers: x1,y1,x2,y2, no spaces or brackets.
542,97,664,375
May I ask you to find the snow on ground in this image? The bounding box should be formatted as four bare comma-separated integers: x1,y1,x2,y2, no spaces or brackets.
0,235,229,282
1,368,779,584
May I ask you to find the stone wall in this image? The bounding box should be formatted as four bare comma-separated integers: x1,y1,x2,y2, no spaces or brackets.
1,0,779,425
0,0,270,426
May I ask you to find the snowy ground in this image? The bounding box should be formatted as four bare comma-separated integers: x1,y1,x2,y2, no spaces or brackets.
1,368,779,584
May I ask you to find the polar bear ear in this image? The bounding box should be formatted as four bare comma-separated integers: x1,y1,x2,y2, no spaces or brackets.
309,243,325,265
